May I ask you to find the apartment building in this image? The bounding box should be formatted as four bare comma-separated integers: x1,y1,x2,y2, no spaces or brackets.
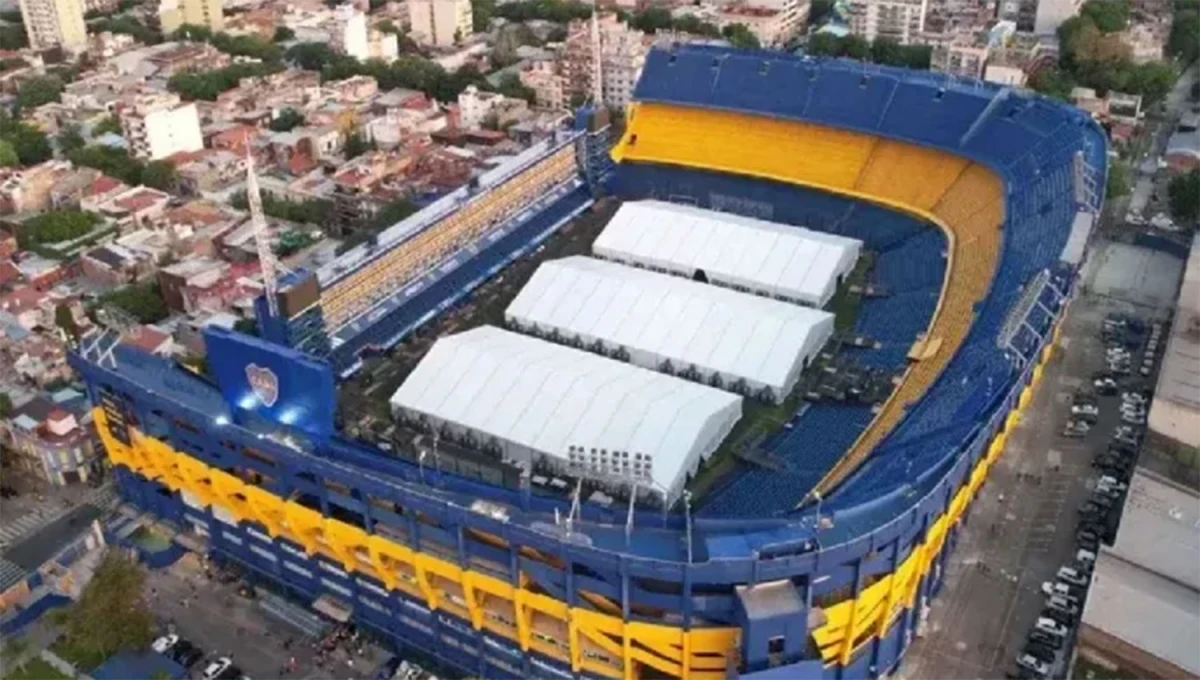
331,5,400,63
931,32,990,78
158,0,223,33
845,0,929,44
117,91,204,161
408,0,473,47
719,0,807,48
519,58,569,111
18,0,87,53
564,14,647,110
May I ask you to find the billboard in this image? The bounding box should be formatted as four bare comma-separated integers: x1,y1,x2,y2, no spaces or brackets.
203,326,336,439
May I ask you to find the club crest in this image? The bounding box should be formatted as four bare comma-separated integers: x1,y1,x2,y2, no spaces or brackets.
246,363,279,407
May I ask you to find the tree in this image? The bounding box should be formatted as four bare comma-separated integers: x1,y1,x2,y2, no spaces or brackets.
16,74,64,110
495,72,535,103
805,32,842,56
273,25,295,42
0,139,18,167
19,210,102,247
1168,169,1200,224
1167,9,1199,64
269,107,305,132
92,115,122,136
370,197,418,229
1080,0,1130,33
167,61,282,101
55,302,79,341
57,553,155,668
99,282,169,324
1126,61,1178,104
68,145,144,185
57,124,86,154
1106,160,1131,199
809,0,834,25
721,24,761,49
141,160,179,191
0,392,11,418
285,41,335,70
471,0,495,32
343,130,372,159
1029,67,1076,101
0,22,26,50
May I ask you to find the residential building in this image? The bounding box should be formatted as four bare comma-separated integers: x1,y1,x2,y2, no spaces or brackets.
844,0,929,43
1033,0,1082,35
456,85,528,130
519,58,569,111
1120,21,1166,64
931,34,990,79
331,5,399,62
18,0,87,53
117,91,204,161
564,14,647,110
0,160,75,214
408,0,472,47
718,0,807,48
1146,236,1199,461
158,0,224,34
2,392,99,486
81,243,155,286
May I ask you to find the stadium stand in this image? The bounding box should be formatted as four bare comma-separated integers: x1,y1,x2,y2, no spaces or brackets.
68,44,1107,680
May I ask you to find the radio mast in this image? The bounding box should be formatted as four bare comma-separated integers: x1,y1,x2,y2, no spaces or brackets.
246,149,280,318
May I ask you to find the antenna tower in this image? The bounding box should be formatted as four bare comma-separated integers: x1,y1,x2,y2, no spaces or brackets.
246,149,281,318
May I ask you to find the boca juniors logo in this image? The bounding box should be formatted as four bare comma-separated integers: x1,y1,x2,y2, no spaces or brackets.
246,363,279,408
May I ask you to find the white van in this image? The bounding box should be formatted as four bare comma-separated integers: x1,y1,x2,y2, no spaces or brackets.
1057,566,1088,586
1076,549,1097,566
1035,617,1068,638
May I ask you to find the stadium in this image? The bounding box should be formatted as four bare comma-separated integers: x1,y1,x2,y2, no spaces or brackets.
69,44,1106,680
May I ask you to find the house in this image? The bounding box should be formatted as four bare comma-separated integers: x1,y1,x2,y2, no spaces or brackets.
0,286,49,330
123,324,174,356
80,243,153,286
2,392,99,486
91,187,172,229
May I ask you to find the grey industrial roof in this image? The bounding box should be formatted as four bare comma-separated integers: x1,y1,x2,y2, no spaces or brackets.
1081,470,1200,677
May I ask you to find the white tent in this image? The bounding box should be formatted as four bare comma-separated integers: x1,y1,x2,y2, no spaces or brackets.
389,326,742,503
593,200,861,308
506,256,833,402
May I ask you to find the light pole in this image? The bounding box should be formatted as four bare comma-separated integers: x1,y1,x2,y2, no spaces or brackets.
684,490,694,565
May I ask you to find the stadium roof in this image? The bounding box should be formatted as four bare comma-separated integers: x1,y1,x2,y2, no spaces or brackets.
593,200,861,308
389,326,742,498
1081,470,1200,677
506,256,834,397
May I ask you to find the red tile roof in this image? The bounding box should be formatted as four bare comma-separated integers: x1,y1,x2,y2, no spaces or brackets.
123,325,171,354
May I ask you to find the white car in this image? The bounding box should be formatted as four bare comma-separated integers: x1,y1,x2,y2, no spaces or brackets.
1017,654,1050,676
1035,616,1068,638
151,634,179,654
203,657,234,680
1071,404,1100,417
1057,566,1088,587
1041,581,1071,598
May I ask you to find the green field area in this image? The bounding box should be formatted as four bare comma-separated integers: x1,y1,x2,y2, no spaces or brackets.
1072,657,1139,680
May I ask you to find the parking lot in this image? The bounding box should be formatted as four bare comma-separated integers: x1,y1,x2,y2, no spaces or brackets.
898,276,1170,680
142,555,390,680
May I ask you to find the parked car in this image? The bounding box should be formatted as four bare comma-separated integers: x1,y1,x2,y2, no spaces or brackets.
1041,607,1075,627
1034,617,1069,638
170,641,204,669
1057,566,1089,587
203,658,234,680
1028,629,1063,649
152,635,179,654
1016,653,1050,676
1022,641,1057,664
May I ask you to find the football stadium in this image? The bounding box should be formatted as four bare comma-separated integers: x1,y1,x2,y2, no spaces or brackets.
69,44,1107,680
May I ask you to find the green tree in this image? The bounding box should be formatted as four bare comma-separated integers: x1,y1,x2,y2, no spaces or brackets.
273,25,295,42
0,392,11,418
495,72,536,103
1168,9,1199,64
809,0,834,25
88,14,161,44
1080,0,1130,32
68,145,144,185
141,159,179,191
1106,160,1131,199
1125,61,1177,104
19,210,102,247
167,61,282,101
721,24,761,49
57,124,86,154
269,107,305,132
285,41,335,70
805,32,843,56
1168,169,1200,224
1028,67,1076,101
99,282,169,323
0,24,27,50
370,197,418,230
92,114,122,136
471,0,495,32
55,302,79,340
16,75,64,110
343,130,372,159
0,139,19,167
56,553,155,669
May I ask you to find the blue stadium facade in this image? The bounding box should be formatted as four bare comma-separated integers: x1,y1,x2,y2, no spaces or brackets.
69,45,1106,680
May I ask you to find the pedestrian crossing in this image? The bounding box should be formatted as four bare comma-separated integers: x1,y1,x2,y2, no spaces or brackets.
0,557,27,590
0,483,119,548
